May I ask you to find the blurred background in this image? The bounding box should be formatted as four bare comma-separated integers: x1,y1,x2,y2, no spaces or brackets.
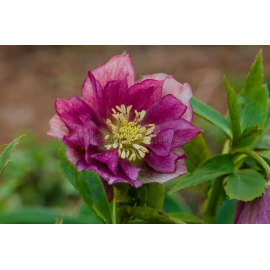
0,45,270,223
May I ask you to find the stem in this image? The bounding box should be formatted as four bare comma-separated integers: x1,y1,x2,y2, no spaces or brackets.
204,176,224,224
112,187,117,224
232,149,270,176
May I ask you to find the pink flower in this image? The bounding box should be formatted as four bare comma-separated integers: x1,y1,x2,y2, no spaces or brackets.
48,55,201,188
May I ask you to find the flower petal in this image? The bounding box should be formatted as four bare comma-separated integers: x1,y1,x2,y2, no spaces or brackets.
137,73,173,82
88,71,107,120
142,94,187,126
144,150,182,174
147,129,174,157
81,76,96,111
91,150,119,175
64,120,103,147
47,114,69,140
119,159,142,181
104,76,128,112
55,96,100,131
155,119,201,148
139,155,187,184
162,80,193,122
92,54,135,88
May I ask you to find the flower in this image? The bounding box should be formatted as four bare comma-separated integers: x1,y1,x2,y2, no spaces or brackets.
48,54,201,188
234,181,270,224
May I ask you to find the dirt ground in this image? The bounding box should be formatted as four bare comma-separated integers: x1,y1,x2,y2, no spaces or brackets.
1,45,269,145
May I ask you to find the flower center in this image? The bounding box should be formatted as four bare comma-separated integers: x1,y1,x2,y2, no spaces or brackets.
104,104,156,161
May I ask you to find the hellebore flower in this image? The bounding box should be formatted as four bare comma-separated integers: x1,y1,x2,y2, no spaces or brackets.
48,55,201,188
234,182,270,224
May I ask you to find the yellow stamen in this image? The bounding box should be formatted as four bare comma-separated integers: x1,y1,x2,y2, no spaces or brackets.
103,104,156,161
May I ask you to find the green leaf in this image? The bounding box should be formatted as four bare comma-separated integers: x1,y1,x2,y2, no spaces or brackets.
226,169,266,201
58,149,76,188
243,49,263,93
166,212,204,224
238,85,268,130
0,207,102,224
0,135,26,174
224,76,242,142
170,154,234,193
215,199,237,224
128,207,186,224
190,97,232,139
183,133,210,173
257,134,270,149
233,125,262,149
136,183,164,211
75,170,112,224
55,213,64,224
258,150,270,161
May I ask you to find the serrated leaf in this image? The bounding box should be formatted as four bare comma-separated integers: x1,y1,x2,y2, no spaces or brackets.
226,169,265,201
224,76,242,142
166,212,204,224
136,183,164,211
190,97,232,139
233,125,262,149
58,149,76,188
75,170,112,224
0,135,26,175
170,154,234,193
55,213,64,224
183,133,210,173
243,50,263,93
238,85,268,130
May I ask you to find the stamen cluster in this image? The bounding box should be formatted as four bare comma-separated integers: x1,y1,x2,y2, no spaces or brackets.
104,104,156,161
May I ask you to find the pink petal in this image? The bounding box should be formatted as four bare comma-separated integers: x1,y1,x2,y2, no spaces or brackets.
144,150,182,173
47,114,69,140
119,159,142,181
88,71,107,120
81,76,96,111
104,76,128,113
139,156,187,184
137,73,173,82
147,129,174,157
162,81,193,122
92,54,135,88
55,96,100,131
142,94,187,126
91,150,119,175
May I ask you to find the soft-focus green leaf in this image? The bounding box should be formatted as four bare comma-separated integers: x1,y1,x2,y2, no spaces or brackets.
55,213,64,224
166,212,204,224
136,183,164,211
75,170,112,224
0,207,102,224
224,76,242,142
190,97,232,139
170,154,234,193
183,133,210,173
258,150,270,161
226,169,265,201
0,135,26,175
238,85,268,130
257,134,270,150
233,125,262,149
58,149,76,188
215,199,237,224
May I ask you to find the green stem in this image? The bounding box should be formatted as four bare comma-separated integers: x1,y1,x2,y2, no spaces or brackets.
204,176,224,224
232,149,270,176
112,187,117,224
